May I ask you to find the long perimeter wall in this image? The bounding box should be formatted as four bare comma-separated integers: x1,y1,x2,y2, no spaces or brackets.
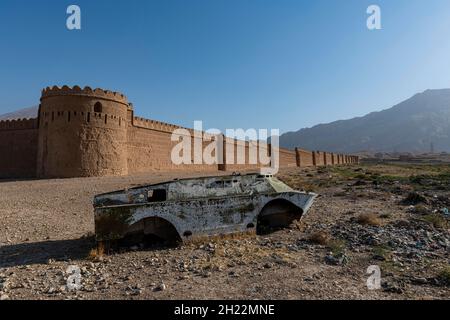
0,119,39,178
0,86,359,179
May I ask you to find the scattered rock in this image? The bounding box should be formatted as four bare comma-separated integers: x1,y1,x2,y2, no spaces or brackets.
353,180,367,186
127,285,143,296
154,282,166,292
324,254,347,266
0,294,9,301
410,277,428,285
0,277,9,291
382,282,404,294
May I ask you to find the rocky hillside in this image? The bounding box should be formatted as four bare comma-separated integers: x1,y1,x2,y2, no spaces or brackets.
280,89,450,153
0,106,38,121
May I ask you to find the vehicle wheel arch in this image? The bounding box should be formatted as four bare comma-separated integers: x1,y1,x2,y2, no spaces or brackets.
256,198,304,234
124,213,184,245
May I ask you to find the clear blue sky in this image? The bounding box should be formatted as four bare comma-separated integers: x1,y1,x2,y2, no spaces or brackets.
1,0,450,133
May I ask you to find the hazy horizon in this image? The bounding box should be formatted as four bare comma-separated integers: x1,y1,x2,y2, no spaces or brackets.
3,87,449,135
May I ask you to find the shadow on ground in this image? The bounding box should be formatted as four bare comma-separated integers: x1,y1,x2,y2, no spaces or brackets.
0,178,40,184
0,237,94,268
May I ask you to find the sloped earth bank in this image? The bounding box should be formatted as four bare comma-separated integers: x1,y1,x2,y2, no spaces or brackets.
0,164,449,300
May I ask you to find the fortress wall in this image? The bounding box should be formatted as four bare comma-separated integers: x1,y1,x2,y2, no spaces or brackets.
314,152,325,166
223,138,269,172
0,119,38,178
224,139,252,172
192,131,223,171
258,142,271,171
279,148,297,168
127,124,182,173
0,87,360,179
127,121,217,173
127,117,179,172
325,152,333,165
296,149,314,167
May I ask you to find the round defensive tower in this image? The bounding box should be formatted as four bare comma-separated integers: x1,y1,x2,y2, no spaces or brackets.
37,85,129,178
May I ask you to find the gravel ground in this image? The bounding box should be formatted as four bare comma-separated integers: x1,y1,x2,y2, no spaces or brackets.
0,164,449,300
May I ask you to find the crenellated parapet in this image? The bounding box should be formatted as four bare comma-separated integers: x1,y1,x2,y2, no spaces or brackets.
41,85,128,106
0,118,38,130
132,116,217,138
133,116,185,133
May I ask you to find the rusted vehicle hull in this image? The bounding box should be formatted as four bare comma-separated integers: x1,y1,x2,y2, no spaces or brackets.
93,174,317,245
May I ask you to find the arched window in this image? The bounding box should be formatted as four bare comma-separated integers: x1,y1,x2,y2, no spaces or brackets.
94,102,103,113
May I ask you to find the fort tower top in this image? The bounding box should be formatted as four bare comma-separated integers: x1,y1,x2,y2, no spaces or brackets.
37,85,130,178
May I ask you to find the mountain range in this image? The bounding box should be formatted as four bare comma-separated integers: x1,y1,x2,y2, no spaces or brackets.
280,89,450,153
0,106,38,121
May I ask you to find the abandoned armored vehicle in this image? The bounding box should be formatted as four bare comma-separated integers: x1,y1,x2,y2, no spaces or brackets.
93,173,317,247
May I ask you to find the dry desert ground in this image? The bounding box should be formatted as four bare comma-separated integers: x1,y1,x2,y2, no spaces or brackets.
0,163,449,300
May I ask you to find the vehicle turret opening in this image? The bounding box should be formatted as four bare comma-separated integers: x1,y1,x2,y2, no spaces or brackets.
147,189,167,202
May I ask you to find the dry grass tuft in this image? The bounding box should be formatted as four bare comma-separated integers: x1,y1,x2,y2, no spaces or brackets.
421,214,448,229
308,231,331,245
88,242,105,261
355,213,382,226
437,266,450,286
327,239,347,256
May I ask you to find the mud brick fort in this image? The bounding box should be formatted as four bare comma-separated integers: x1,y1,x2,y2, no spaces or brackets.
0,86,359,179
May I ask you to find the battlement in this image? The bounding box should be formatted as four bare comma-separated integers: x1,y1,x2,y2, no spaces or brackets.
41,85,128,105
133,116,184,133
133,117,221,140
0,118,38,131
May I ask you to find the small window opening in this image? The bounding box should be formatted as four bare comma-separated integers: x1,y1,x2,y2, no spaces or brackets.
223,180,232,187
94,102,103,113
